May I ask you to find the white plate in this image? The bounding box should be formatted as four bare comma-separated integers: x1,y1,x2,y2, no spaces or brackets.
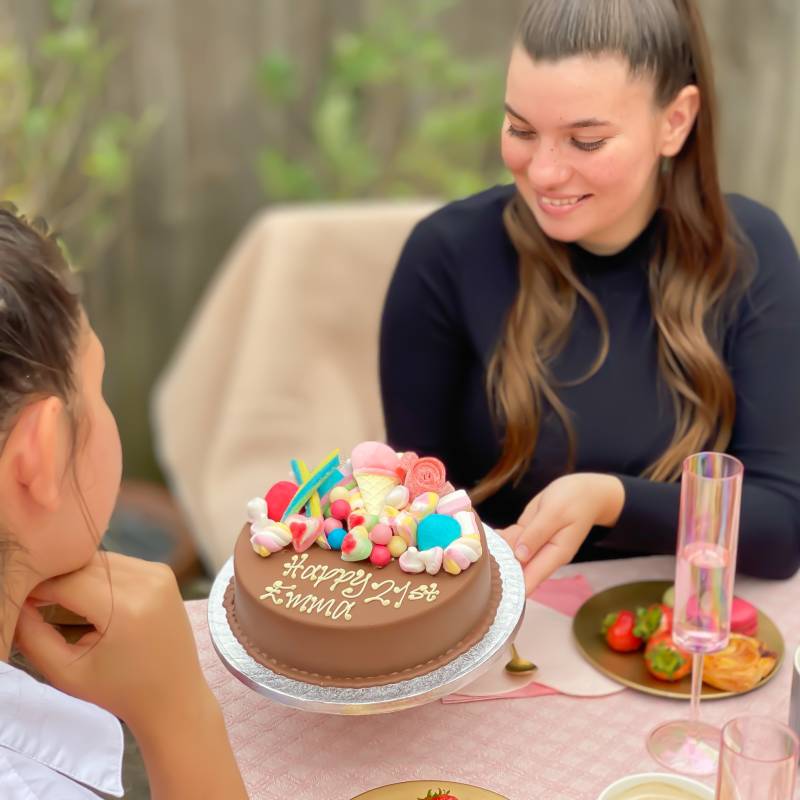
597,772,713,799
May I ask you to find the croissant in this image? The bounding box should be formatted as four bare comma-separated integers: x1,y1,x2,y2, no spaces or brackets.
703,633,777,692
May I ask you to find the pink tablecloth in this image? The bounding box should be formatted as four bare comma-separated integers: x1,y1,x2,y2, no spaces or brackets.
187,555,800,800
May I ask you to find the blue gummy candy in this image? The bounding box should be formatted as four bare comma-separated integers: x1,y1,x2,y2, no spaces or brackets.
417,514,461,551
327,527,346,550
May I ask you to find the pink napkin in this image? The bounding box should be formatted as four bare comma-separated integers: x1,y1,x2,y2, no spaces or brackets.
528,574,594,616
442,574,594,704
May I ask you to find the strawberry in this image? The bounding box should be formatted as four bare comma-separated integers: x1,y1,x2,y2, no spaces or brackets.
644,632,692,681
601,609,643,652
418,790,459,800
633,603,673,641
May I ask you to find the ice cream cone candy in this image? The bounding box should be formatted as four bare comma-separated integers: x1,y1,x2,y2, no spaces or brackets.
354,469,400,516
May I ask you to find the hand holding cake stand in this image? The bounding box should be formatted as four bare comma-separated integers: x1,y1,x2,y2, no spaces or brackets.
208,524,525,715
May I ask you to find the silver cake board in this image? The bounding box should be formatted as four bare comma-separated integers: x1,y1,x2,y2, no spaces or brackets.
207,526,526,715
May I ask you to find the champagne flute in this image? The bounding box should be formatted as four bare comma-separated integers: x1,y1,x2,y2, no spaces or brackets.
647,451,743,776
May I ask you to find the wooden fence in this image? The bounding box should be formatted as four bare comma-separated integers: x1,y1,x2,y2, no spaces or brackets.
4,0,799,478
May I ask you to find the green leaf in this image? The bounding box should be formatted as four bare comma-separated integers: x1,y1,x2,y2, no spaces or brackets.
257,149,323,201
258,55,297,103
23,106,56,140
313,90,357,160
49,0,77,24
255,0,506,202
83,117,136,191
0,45,23,79
332,34,395,86
39,26,96,60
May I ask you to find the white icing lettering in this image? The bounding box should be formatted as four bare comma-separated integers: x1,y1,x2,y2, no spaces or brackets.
409,583,440,603
364,579,394,607
261,561,439,621
392,580,412,608
259,580,294,605
331,599,355,620
285,591,337,618
338,568,370,600
282,553,309,579
277,587,355,621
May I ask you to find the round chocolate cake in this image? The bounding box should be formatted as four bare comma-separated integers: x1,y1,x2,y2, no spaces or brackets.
223,442,502,687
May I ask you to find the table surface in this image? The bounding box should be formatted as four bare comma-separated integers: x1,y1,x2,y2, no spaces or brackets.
187,555,800,800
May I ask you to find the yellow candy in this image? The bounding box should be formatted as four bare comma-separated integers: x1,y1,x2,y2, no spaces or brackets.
316,533,332,550
388,535,408,558
410,491,439,521
443,557,461,575
349,488,365,510
379,505,400,526
329,486,350,502
394,511,418,546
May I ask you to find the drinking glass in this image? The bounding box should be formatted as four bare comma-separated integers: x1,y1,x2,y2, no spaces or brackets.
647,452,743,776
715,716,798,799
790,645,800,752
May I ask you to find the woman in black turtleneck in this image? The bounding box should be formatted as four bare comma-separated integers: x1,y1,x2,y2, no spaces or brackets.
379,0,800,592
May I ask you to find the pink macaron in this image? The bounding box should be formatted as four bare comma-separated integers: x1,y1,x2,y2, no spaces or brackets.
730,596,759,636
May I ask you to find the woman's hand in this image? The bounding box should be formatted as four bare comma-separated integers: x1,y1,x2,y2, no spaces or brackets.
500,473,625,595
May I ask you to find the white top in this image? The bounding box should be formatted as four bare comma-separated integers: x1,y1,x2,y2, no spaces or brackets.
0,661,124,798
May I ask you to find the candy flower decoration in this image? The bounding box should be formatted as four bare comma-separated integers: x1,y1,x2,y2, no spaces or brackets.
246,442,482,576
404,456,448,498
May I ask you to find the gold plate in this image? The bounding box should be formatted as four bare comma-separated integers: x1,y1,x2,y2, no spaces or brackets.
572,580,784,699
351,780,508,800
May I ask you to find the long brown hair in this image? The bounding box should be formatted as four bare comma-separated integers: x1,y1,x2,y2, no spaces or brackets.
473,0,750,503
0,205,83,607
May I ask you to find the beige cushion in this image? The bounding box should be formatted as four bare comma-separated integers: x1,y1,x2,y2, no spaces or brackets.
151,200,440,571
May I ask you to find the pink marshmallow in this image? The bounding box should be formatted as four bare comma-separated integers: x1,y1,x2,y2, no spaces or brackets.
436,489,472,516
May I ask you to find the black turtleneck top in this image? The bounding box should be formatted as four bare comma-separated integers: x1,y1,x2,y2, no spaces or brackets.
379,185,800,579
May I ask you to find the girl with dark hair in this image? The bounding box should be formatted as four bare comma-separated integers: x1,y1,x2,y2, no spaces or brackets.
380,0,800,593
0,209,247,798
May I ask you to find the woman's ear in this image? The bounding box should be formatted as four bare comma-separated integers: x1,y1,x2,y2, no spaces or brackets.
660,84,701,157
3,397,70,513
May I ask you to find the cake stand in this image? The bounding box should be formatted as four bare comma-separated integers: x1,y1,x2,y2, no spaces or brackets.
207,526,526,714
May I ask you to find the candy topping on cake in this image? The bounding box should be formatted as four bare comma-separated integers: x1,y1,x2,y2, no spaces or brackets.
246,442,482,576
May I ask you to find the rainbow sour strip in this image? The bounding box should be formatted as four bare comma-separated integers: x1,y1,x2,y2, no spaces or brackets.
281,450,341,521
317,468,345,500
291,459,322,518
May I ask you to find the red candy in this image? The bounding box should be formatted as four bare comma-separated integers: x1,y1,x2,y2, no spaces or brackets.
347,510,367,530
329,499,351,521
369,544,392,567
265,480,298,521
